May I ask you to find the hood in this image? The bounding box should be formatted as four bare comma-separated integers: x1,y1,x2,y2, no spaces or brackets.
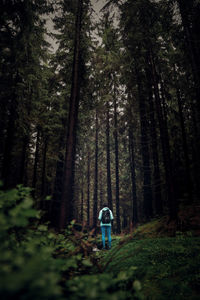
102,207,109,210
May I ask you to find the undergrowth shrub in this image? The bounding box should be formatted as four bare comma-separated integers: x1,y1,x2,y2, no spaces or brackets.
0,184,143,300
66,269,142,300
0,184,63,299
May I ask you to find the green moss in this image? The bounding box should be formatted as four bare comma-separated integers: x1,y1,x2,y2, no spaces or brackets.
101,237,200,299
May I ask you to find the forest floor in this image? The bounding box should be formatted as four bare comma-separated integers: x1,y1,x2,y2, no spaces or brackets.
92,235,200,300
72,209,200,300
1,186,200,300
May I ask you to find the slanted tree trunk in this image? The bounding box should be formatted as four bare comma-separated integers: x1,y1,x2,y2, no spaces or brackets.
113,94,121,233
106,99,113,211
60,0,83,229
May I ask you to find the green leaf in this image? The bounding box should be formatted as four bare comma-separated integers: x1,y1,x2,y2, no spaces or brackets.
133,280,142,291
38,225,48,231
82,259,93,267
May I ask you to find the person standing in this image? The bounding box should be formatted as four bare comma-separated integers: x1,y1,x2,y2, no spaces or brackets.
98,203,114,249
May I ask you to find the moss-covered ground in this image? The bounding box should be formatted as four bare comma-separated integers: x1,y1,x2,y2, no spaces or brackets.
99,235,200,300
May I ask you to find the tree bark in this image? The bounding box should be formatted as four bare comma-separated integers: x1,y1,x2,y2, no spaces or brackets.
93,109,99,229
2,97,17,189
99,168,103,210
87,148,90,226
145,55,162,216
106,99,113,211
177,0,200,202
113,94,121,233
19,135,29,186
41,137,48,205
60,0,83,229
122,208,128,230
81,176,84,223
128,128,138,225
174,70,193,202
32,128,40,198
135,63,153,220
50,131,65,228
177,0,200,120
153,59,177,221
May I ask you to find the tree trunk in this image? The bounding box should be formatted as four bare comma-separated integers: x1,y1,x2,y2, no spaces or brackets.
19,83,32,187
0,100,8,176
149,52,177,221
122,208,128,230
41,137,48,206
113,95,121,233
178,0,200,120
145,55,162,216
128,128,138,225
19,135,29,186
81,176,84,223
60,0,83,229
87,149,91,226
32,128,40,198
2,98,17,189
99,168,103,210
93,110,99,229
177,1,200,202
50,132,65,228
135,63,153,220
106,99,113,211
175,81,193,202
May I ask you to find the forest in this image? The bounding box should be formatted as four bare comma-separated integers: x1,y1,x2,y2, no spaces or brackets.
0,0,200,299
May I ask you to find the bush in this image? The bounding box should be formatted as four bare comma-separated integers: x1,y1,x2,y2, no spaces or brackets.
0,184,143,300
0,184,63,300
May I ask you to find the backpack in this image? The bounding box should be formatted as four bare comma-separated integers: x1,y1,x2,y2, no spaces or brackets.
101,209,111,224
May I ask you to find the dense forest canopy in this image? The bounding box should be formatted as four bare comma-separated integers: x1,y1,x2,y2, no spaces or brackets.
1,0,200,231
